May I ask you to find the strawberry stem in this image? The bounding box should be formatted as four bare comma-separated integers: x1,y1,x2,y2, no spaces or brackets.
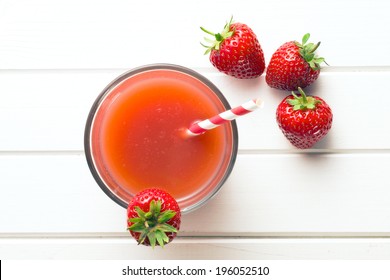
200,27,215,37
310,41,321,54
128,200,178,248
298,87,308,104
287,87,321,111
295,33,327,70
200,17,234,54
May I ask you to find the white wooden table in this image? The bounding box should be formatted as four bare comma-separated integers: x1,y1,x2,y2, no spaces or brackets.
1,0,390,259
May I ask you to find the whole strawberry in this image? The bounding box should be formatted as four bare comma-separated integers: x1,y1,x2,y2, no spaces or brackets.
201,18,265,79
266,33,326,90
276,87,333,149
127,188,181,248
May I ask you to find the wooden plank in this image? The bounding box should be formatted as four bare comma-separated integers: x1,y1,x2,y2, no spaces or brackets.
1,237,390,259
0,0,389,69
1,0,389,261
0,69,118,151
1,69,389,151
0,153,389,234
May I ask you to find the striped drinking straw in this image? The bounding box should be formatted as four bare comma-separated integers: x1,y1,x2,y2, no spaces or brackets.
186,98,263,136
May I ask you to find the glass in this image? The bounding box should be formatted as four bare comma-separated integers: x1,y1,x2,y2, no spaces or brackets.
84,64,238,213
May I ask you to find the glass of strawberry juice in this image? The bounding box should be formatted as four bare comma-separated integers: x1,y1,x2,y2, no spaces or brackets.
84,64,238,213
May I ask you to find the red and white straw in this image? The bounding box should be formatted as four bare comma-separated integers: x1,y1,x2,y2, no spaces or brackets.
186,98,263,136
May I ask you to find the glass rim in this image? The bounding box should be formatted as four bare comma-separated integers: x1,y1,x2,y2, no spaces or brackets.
84,63,238,214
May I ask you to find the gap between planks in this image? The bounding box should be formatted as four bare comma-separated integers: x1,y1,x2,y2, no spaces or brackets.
1,149,390,156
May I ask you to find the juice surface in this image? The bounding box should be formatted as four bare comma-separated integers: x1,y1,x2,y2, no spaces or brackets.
97,70,231,203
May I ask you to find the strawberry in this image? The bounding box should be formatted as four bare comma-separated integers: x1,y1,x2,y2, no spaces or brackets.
266,33,326,90
276,87,333,149
127,188,181,248
201,17,265,79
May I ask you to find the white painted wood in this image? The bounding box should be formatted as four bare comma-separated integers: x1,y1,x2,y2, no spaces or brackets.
1,237,390,260
1,153,389,234
1,0,390,259
0,0,389,69
1,69,390,151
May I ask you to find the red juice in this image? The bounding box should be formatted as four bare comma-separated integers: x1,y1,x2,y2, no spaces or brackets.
85,65,237,213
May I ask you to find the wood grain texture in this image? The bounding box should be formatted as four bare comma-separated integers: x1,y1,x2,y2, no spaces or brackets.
1,70,390,151
0,0,389,69
1,0,390,259
1,153,389,235
1,237,390,260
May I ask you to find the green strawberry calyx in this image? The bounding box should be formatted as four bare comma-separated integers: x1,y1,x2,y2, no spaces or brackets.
295,33,327,70
128,200,178,248
288,87,321,111
200,17,234,55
